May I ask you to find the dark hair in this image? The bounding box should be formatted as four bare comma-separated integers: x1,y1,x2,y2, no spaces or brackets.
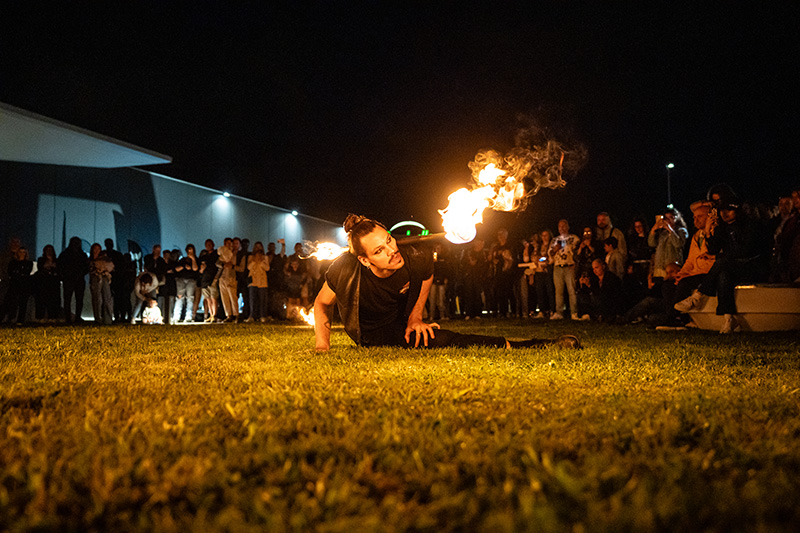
343,214,386,256
140,273,153,285
604,236,618,249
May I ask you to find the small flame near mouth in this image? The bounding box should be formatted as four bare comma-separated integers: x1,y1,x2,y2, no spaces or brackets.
299,307,315,326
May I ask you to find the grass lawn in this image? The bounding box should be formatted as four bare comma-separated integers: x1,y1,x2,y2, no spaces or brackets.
1,320,799,532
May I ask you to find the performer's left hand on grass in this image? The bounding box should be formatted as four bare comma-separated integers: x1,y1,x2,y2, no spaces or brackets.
405,320,440,347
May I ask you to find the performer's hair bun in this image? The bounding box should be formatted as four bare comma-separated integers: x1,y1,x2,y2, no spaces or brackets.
343,213,367,234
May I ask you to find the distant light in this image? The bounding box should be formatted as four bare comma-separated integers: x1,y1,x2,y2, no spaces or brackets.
291,210,299,216
667,203,674,209
666,163,675,169
222,191,231,197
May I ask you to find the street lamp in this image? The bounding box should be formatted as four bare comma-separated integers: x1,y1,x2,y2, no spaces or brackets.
665,163,675,209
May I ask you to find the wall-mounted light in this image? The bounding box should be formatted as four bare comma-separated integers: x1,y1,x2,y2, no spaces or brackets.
223,192,231,198
291,210,298,216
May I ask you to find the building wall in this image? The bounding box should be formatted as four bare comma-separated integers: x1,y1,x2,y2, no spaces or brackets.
1,161,346,258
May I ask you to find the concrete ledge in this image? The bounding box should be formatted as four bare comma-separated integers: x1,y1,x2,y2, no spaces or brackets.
688,284,800,331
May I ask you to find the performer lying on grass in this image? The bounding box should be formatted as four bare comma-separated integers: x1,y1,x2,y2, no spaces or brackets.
313,214,580,351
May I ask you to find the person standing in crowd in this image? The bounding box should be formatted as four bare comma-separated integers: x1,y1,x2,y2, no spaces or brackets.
35,244,61,322
575,226,599,279
428,243,451,321
519,233,539,318
159,250,177,324
217,238,239,322
131,271,159,323
267,239,287,319
595,212,627,258
532,230,555,319
199,239,220,322
489,228,517,317
549,219,579,320
58,236,89,323
460,237,487,320
648,208,689,283
88,242,114,325
626,217,652,287
143,244,166,283
603,236,626,280
285,256,309,320
173,243,199,323
234,237,250,320
769,196,794,282
119,252,137,322
774,186,800,283
246,241,270,322
104,239,125,323
675,196,772,333
313,214,579,351
4,246,33,324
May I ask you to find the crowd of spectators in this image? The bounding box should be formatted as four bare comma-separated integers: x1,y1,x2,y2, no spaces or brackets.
2,183,799,333
0,235,324,325
421,183,800,334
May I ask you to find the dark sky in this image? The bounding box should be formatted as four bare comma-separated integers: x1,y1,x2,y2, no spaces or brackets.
2,1,799,237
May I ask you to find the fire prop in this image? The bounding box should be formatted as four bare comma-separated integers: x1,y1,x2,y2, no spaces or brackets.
440,142,585,244
298,307,314,326
307,242,349,261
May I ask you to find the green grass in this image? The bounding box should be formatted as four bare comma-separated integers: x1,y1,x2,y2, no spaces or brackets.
1,321,799,532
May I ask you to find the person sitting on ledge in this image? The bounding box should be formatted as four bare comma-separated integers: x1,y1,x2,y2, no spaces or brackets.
674,196,771,333
313,214,580,351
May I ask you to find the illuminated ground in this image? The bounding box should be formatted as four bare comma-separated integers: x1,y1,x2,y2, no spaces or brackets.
1,321,799,531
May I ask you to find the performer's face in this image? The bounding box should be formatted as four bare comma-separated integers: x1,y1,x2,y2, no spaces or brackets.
357,227,404,275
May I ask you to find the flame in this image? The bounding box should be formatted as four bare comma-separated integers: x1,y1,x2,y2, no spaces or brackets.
308,242,349,260
439,164,527,244
299,307,315,326
438,142,582,244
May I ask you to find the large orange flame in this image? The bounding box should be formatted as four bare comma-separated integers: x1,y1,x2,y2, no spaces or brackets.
439,161,528,244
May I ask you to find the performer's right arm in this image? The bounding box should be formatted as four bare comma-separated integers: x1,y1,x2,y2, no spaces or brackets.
314,281,337,352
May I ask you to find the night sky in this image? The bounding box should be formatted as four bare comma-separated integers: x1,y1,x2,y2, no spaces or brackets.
2,2,799,238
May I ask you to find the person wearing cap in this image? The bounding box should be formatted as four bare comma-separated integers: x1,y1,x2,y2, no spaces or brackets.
674,197,771,333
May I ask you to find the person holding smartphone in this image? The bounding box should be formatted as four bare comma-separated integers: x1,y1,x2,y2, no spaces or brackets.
548,219,580,320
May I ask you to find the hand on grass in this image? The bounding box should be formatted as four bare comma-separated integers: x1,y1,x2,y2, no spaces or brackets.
405,320,440,347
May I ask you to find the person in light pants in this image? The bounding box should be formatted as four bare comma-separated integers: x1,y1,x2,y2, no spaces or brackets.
548,219,579,320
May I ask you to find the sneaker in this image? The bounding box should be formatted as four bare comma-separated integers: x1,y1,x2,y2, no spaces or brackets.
550,313,564,320
720,314,739,334
674,290,708,313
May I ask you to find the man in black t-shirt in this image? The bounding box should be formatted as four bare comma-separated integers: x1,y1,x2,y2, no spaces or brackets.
198,239,220,322
314,215,580,351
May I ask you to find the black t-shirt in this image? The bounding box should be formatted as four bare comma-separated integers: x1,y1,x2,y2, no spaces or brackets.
199,250,219,287
358,265,411,331
326,246,433,332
